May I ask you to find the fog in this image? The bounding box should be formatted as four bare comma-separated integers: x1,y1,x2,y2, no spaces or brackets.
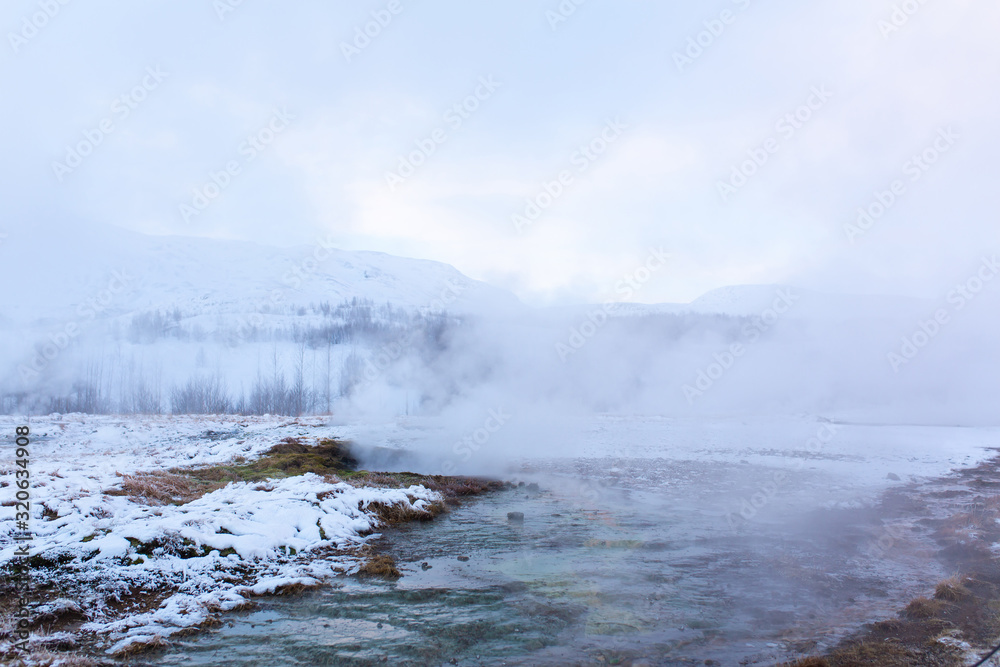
5,3,1000,661
3,223,997,470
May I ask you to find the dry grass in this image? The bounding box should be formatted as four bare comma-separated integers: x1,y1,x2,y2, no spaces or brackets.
934,576,971,602
903,596,948,619
357,554,401,579
871,619,902,632
103,471,202,505
0,651,103,667
826,641,915,666
110,634,169,658
362,498,446,526
337,471,506,504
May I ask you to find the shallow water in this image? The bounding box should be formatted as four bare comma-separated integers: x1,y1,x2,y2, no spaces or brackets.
151,457,947,666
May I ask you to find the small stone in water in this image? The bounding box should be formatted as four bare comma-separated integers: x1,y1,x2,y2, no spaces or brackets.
421,561,432,570
457,555,470,561
507,511,524,522
377,622,382,628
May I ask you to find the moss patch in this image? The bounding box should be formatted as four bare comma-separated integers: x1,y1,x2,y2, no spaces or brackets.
174,437,359,489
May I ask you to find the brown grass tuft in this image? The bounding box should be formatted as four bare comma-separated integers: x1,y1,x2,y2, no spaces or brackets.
361,499,446,526
1,650,100,667
110,634,169,657
104,472,202,505
870,619,901,632
826,640,913,666
903,596,947,619
934,576,971,602
357,554,401,579
341,471,506,504
272,582,312,596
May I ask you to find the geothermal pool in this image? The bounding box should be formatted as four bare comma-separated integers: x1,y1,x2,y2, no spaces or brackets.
150,418,997,666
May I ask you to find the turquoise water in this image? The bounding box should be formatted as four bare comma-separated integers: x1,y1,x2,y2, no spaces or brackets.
150,459,935,665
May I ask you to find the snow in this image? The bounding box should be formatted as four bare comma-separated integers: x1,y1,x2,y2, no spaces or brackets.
0,414,442,656
0,222,522,327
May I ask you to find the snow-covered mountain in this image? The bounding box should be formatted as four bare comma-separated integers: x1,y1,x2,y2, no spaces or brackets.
3,223,995,424
545,284,936,322
0,221,522,326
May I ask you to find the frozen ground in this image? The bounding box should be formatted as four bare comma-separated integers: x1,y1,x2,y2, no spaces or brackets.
0,414,442,658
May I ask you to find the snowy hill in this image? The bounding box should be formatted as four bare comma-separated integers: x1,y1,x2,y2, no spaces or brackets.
0,221,522,326
543,284,935,322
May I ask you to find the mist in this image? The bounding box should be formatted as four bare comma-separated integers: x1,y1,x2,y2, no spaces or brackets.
4,1,1000,663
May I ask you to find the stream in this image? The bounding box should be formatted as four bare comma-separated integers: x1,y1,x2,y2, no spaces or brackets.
148,455,958,665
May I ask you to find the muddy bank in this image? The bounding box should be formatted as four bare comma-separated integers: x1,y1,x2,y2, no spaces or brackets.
785,450,1000,666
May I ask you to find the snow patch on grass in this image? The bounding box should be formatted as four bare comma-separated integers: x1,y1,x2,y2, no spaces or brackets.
0,414,442,657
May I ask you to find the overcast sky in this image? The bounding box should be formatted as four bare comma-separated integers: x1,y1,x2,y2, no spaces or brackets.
2,0,998,305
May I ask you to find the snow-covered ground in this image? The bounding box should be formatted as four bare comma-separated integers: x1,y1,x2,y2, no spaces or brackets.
3,411,998,661
0,414,442,658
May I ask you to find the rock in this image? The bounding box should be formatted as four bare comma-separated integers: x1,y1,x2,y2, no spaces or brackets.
887,472,901,481
517,482,525,487
457,555,470,562
420,562,431,570
376,622,382,628
526,483,540,493
507,511,524,522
